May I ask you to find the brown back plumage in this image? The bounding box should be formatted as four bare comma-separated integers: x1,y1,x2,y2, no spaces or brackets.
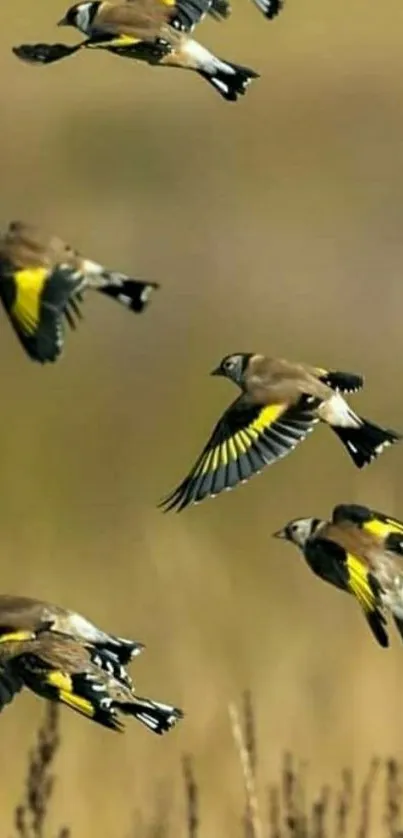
93,0,178,43
0,220,82,271
243,355,333,406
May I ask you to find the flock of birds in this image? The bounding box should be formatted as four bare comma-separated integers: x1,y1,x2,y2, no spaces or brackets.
0,0,401,742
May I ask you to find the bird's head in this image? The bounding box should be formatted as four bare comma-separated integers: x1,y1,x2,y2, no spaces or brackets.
210,353,253,387
273,517,323,549
57,1,98,33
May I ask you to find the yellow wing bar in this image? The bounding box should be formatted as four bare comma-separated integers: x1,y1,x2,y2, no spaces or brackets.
199,403,286,476
12,268,48,336
46,670,95,717
346,554,376,613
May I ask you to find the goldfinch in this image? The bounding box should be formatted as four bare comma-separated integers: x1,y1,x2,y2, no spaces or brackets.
160,353,401,511
0,220,159,364
0,633,183,733
330,504,403,639
272,503,403,648
0,594,144,672
13,0,259,102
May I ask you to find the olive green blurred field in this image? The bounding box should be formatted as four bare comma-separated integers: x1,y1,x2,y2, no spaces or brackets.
2,0,403,833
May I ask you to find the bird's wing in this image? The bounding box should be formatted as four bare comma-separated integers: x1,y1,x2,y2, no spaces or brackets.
332,504,403,556
17,642,127,731
0,265,86,363
159,394,320,512
305,535,389,648
0,665,24,711
166,0,225,32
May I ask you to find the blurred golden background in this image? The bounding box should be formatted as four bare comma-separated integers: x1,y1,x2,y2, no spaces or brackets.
1,0,403,832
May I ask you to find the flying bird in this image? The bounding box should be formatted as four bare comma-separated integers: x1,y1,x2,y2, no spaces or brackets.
0,597,183,733
13,0,259,102
160,353,401,511
273,503,403,648
0,595,144,680
0,220,159,363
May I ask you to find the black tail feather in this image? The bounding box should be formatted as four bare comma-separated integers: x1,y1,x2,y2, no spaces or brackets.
250,0,283,19
99,279,159,313
331,419,401,468
198,61,259,101
120,697,184,735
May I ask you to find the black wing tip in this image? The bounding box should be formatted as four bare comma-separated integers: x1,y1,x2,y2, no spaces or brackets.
158,484,186,512
99,710,125,732
158,491,191,513
332,503,372,525
368,611,389,649
12,42,66,65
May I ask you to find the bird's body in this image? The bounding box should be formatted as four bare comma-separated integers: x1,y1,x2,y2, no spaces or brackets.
160,353,400,511
274,504,403,648
0,597,183,734
0,220,158,363
13,0,259,101
0,594,144,665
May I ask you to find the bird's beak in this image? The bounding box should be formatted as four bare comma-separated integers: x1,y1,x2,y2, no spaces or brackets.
57,15,68,26
272,528,287,540
210,366,222,377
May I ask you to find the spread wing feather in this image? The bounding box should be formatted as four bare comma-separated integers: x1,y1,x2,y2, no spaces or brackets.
305,536,389,648
0,266,86,363
160,395,320,512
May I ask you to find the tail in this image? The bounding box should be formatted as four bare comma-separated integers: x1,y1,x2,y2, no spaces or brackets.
99,278,159,313
198,60,259,101
120,696,184,735
318,370,364,394
331,419,401,468
97,636,145,665
250,0,283,19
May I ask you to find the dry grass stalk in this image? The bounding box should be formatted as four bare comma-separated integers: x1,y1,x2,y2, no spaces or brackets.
12,702,68,838
335,770,354,838
229,699,263,838
182,755,199,838
384,760,403,838
357,759,380,838
9,693,403,838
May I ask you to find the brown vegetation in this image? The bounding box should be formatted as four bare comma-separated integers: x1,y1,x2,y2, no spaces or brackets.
10,698,403,838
